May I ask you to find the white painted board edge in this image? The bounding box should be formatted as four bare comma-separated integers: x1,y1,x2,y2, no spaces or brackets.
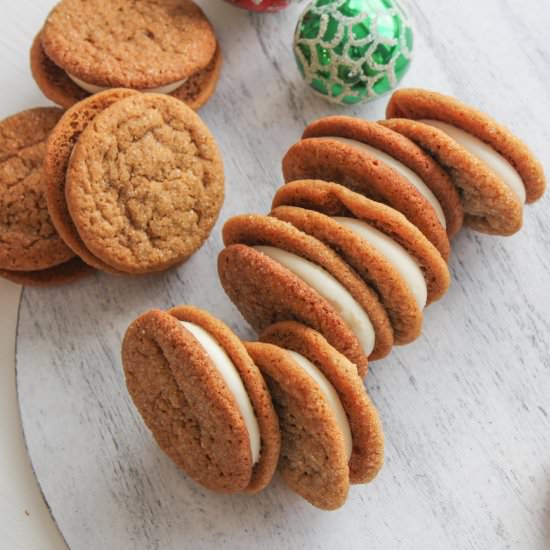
0,280,66,550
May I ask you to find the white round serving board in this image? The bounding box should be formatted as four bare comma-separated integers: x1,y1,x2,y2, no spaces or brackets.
11,0,550,549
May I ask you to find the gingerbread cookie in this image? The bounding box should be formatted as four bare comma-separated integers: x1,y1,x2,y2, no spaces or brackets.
386,88,546,203
223,214,393,361
31,33,222,112
44,89,138,272
302,115,464,238
282,137,451,261
272,180,450,304
271,180,450,344
384,89,546,234
122,306,280,494
0,107,74,272
32,0,221,109
218,243,369,376
246,321,384,509
65,93,224,274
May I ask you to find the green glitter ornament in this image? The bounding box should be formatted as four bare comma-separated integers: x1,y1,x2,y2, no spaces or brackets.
293,0,414,105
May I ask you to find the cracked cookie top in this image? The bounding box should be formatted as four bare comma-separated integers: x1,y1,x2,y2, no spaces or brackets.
41,0,217,88
65,93,224,274
0,107,75,271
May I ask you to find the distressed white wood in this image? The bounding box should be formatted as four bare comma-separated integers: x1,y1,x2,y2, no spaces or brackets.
6,0,550,549
0,280,66,550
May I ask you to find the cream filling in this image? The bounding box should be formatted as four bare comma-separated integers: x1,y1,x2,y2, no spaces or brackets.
333,217,427,309
67,72,187,95
286,350,353,461
420,119,526,204
253,246,376,356
324,136,447,228
181,321,261,465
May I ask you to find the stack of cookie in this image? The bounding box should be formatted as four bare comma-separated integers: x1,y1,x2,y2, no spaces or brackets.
31,0,222,111
43,90,224,275
122,88,545,511
0,91,224,285
0,0,225,285
122,307,383,510
219,89,546,365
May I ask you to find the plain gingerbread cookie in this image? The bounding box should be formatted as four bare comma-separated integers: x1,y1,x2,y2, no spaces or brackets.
65,94,225,274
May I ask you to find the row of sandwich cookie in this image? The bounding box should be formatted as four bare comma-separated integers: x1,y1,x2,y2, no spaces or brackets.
120,88,545,511
217,89,546,369
31,0,222,111
284,88,545,240
0,90,224,286
122,306,384,510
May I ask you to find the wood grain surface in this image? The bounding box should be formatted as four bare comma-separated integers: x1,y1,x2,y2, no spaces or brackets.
10,0,550,549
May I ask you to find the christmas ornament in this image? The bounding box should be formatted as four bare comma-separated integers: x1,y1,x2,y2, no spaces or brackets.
225,0,296,12
293,0,413,105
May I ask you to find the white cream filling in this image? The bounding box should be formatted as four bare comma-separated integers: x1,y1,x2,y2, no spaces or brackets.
180,321,261,465
286,350,353,461
333,217,427,310
67,72,187,95
420,119,526,204
324,136,447,228
254,245,376,356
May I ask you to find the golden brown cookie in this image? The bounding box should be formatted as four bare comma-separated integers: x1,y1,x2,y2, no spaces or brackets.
267,204,421,345
271,181,450,344
259,321,384,485
41,0,216,88
223,214,394,361
168,305,280,493
381,118,524,235
386,88,546,204
0,107,75,271
122,307,280,494
31,32,222,111
218,244,369,376
0,256,93,287
302,116,464,238
246,322,384,510
244,340,349,510
44,89,139,272
66,93,224,274
282,138,451,261
272,180,450,304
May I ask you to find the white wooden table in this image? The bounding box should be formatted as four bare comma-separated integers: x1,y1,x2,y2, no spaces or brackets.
3,0,550,548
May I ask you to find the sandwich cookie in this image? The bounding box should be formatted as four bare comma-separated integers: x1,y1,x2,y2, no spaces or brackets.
65,93,224,274
271,180,451,345
384,88,546,235
0,257,93,287
302,115,464,238
44,89,138,273
31,0,221,110
0,108,75,273
282,137,451,261
218,243,369,377
122,306,280,494
245,321,384,510
223,214,394,362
